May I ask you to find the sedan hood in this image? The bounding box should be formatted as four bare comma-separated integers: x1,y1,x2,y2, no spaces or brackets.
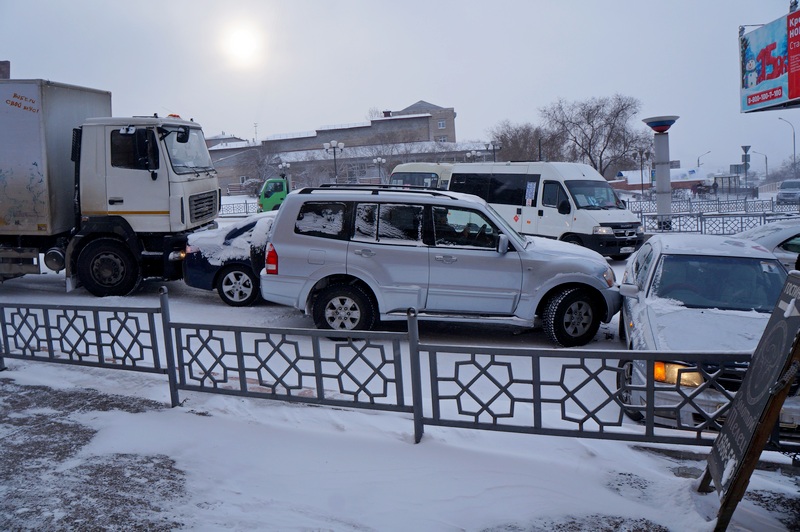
642,298,768,352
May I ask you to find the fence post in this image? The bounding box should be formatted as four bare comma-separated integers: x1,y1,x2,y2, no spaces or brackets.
407,308,425,443
159,286,181,407
0,303,6,371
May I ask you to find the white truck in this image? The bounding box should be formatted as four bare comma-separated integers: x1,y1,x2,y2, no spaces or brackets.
0,79,220,296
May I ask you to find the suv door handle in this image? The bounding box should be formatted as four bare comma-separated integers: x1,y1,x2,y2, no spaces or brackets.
434,255,457,264
354,249,376,257
109,198,124,205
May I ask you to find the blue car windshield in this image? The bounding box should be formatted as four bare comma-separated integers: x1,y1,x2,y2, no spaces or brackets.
651,254,786,312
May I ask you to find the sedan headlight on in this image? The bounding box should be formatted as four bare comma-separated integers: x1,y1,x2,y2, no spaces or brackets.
654,362,704,387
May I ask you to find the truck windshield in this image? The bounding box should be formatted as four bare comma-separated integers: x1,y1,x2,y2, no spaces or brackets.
164,127,214,174
565,179,626,210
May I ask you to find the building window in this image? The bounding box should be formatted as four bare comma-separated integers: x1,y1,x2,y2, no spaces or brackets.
435,136,448,142
438,119,446,129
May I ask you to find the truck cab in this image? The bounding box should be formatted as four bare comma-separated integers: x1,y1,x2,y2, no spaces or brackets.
257,176,290,212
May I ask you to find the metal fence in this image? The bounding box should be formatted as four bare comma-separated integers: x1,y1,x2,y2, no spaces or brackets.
1,289,797,452
219,201,259,217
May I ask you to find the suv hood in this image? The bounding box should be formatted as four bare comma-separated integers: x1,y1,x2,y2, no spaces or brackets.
525,236,608,263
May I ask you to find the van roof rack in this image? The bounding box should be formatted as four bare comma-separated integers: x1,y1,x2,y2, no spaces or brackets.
299,184,454,198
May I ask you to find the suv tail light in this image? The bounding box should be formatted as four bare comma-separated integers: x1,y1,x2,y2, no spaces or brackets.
265,243,278,275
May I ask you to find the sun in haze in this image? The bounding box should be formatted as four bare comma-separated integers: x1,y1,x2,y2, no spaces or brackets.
219,21,265,70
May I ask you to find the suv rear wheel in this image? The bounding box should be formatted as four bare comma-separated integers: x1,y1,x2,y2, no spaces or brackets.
543,287,600,347
313,284,376,331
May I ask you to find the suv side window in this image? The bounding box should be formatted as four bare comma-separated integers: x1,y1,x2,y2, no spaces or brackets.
353,203,424,244
295,202,349,239
433,205,496,249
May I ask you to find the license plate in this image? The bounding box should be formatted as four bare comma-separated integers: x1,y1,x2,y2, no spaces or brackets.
620,246,635,254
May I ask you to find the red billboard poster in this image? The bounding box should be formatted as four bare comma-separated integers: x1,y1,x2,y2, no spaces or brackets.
740,13,793,112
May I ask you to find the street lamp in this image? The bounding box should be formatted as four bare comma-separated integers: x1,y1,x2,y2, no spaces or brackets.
466,150,481,162
323,140,345,181
638,149,647,198
372,157,386,182
278,162,290,177
697,150,711,167
752,150,768,181
779,117,797,178
485,141,502,162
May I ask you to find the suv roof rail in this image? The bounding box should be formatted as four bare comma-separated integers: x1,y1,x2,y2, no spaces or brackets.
298,185,456,198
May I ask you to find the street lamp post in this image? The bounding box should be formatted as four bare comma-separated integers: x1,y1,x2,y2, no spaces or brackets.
372,157,386,183
638,149,645,198
752,150,768,181
278,162,290,178
779,117,797,178
485,141,502,162
466,150,481,162
697,150,711,167
323,140,345,182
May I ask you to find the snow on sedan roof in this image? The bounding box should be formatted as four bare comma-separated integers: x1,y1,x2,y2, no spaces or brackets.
654,233,775,258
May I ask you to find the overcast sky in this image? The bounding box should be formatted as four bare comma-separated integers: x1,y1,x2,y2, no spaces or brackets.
1,1,796,175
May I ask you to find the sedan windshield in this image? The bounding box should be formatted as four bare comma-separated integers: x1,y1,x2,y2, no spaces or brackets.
651,254,786,312
565,180,626,209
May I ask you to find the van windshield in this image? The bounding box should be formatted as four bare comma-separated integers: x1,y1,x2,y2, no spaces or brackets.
565,179,626,210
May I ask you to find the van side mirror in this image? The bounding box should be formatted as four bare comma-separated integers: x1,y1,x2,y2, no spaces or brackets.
497,234,509,254
557,200,571,215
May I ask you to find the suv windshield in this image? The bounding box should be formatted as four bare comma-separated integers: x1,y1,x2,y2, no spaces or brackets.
781,180,800,190
164,127,214,174
565,180,625,209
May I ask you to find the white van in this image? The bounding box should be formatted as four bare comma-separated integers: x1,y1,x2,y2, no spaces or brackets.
396,161,643,259
390,162,453,189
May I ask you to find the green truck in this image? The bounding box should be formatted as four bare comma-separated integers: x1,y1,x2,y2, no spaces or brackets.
257,176,290,212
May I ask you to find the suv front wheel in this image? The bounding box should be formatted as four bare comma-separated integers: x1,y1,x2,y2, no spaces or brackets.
313,284,376,331
543,287,600,347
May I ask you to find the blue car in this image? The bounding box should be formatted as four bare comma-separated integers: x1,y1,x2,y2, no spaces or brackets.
183,212,277,306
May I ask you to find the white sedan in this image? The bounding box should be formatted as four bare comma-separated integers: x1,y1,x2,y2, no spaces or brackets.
735,218,800,271
616,233,800,430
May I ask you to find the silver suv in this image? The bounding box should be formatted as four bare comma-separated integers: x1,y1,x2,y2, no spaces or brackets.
777,179,800,205
260,186,621,346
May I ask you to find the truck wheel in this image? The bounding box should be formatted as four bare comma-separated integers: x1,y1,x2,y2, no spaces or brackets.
313,284,376,331
543,287,600,347
216,265,260,307
77,239,140,297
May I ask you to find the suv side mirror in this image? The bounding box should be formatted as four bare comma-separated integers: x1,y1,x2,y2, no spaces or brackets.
557,200,571,215
497,234,509,254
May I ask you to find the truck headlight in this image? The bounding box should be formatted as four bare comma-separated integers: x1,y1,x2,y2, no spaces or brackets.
635,225,644,235
593,226,614,236
654,362,704,387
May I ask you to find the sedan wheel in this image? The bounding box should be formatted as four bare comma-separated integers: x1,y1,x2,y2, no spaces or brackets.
617,360,644,422
216,265,260,306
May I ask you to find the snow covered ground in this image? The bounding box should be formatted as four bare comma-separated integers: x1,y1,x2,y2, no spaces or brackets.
1,199,798,530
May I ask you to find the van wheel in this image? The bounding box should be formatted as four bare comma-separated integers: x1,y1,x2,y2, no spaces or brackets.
543,288,600,347
562,235,582,246
313,285,376,331
617,360,644,422
610,254,631,261
77,239,141,297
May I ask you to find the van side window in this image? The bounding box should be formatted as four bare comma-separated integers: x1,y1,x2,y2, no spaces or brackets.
295,202,349,239
450,173,490,200
489,174,538,207
542,181,568,208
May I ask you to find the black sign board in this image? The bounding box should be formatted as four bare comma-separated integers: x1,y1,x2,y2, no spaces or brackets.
700,271,800,531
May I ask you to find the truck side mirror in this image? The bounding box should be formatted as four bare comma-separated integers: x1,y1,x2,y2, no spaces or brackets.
176,126,190,143
557,200,571,215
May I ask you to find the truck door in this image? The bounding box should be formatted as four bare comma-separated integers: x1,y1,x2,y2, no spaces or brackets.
537,180,573,239
104,126,170,232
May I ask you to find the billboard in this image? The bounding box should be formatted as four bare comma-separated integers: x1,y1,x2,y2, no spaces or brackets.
740,10,800,112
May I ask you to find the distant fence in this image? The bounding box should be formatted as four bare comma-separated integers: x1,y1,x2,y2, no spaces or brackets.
1,288,798,452
219,201,259,217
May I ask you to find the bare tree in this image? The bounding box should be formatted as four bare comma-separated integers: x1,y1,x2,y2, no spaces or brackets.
540,94,652,178
487,120,567,162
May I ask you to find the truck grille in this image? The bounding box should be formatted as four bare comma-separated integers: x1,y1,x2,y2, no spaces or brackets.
189,190,218,223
